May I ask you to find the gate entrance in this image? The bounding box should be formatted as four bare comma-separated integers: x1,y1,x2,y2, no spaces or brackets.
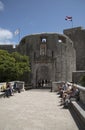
36,66,50,88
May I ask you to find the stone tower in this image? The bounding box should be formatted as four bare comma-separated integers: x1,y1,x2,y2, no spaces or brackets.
17,33,76,87
64,27,85,70
64,27,85,83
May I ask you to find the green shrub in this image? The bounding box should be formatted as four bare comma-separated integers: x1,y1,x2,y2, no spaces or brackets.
79,75,85,87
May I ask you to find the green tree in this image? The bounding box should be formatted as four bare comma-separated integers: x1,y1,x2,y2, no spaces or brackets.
0,50,16,81
11,52,30,80
0,50,30,82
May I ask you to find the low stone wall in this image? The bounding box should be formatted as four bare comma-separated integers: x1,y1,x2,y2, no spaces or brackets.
69,101,85,129
52,81,64,92
13,81,25,91
0,82,6,92
0,81,25,92
75,84,85,105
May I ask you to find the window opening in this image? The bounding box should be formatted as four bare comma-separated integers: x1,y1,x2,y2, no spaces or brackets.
41,38,47,43
58,35,66,43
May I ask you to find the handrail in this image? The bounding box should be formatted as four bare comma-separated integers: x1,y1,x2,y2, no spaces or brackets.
75,84,85,91
67,82,85,91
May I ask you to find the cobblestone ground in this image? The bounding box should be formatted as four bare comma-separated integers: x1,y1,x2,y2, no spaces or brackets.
0,89,79,130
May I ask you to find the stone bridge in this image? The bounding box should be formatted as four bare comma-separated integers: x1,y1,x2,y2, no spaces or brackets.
0,88,84,130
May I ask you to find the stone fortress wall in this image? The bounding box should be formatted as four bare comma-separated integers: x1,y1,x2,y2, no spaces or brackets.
0,27,85,85
64,26,85,70
16,33,76,86
0,44,16,53
63,26,85,83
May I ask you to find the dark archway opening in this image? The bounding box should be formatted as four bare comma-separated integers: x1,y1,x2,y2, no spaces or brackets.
36,66,51,88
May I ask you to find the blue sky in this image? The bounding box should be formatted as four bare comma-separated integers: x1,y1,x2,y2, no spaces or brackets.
0,0,85,45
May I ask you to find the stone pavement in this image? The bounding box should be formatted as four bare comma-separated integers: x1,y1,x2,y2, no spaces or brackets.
0,89,79,130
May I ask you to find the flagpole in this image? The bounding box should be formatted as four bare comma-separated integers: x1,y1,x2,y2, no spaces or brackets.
14,28,20,44
18,28,20,43
72,18,73,28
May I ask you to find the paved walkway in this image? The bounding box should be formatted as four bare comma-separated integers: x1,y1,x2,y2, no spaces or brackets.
0,89,79,130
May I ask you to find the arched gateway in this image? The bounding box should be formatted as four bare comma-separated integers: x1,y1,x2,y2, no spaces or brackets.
34,65,54,88
36,66,50,84
17,33,76,88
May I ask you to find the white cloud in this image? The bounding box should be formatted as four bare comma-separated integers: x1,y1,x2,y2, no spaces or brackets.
0,1,4,11
0,28,19,45
0,28,13,40
0,28,17,45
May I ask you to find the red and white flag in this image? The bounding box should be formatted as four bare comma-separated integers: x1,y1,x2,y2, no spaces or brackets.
65,16,72,21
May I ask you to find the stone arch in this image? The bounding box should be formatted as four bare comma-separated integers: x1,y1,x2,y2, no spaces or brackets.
36,66,50,87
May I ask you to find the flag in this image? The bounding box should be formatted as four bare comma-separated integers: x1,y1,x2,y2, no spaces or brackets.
14,29,20,36
65,16,72,21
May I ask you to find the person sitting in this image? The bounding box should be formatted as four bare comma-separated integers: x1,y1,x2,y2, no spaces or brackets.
61,85,80,107
13,82,21,93
58,82,69,98
5,82,13,97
